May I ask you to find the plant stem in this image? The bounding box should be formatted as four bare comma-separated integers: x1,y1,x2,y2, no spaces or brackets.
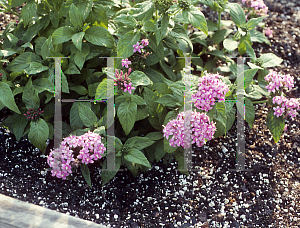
218,11,221,30
252,99,268,104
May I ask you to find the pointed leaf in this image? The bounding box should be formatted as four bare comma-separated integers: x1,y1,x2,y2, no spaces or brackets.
78,102,98,127
52,26,75,45
182,6,208,35
266,109,285,143
28,119,49,154
117,100,137,135
0,82,21,114
69,3,84,29
124,148,151,168
72,32,85,51
85,26,114,48
21,3,37,27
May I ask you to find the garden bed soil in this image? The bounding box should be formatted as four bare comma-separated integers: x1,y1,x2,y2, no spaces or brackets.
1,0,300,227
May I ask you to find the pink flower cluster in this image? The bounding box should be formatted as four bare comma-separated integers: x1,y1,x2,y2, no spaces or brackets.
114,68,135,94
163,110,216,149
264,71,294,93
191,73,229,112
242,0,268,16
133,39,149,53
47,131,106,180
272,96,300,118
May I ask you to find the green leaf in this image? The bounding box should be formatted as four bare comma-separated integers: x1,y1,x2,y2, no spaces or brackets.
225,102,236,133
117,31,141,59
49,10,59,28
145,132,164,141
70,102,85,130
77,0,93,22
182,6,208,35
117,100,137,135
159,61,176,81
155,14,170,45
69,3,84,29
81,163,92,188
78,102,98,127
244,40,256,58
0,48,16,57
246,16,267,30
86,3,108,29
95,79,114,100
24,62,49,75
32,78,55,94
72,32,85,51
21,3,37,27
244,97,255,129
143,67,164,83
212,29,233,44
41,36,54,60
69,85,88,95
101,156,121,186
154,140,165,162
124,148,151,168
258,53,283,68
266,109,285,143
249,29,270,45
244,68,258,89
223,38,238,51
22,78,40,110
130,94,147,105
73,42,90,70
52,26,75,45
129,70,153,89
143,20,156,32
128,0,153,21
155,94,181,108
125,136,155,151
28,119,49,154
228,3,246,27
136,106,149,121
0,82,21,114
10,0,26,7
6,52,41,72
64,62,80,75
13,115,28,142
84,26,114,48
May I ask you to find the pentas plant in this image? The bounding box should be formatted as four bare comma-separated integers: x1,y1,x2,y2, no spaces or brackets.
191,73,229,112
163,110,216,149
47,132,106,180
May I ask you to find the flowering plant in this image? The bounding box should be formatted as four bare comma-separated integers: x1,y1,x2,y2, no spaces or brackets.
0,0,296,187
47,131,106,186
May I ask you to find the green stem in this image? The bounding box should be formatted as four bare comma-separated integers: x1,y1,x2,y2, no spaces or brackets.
252,99,268,104
218,11,221,30
0,4,20,17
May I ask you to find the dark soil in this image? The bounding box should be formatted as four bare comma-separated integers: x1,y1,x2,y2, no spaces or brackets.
0,0,300,227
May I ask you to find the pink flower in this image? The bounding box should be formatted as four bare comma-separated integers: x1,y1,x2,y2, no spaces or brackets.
121,58,131,68
163,110,216,148
265,28,273,38
284,125,287,131
192,73,229,112
273,106,285,117
141,39,149,47
133,42,143,53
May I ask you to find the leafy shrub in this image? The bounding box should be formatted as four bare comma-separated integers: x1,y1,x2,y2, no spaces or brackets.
0,0,297,187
